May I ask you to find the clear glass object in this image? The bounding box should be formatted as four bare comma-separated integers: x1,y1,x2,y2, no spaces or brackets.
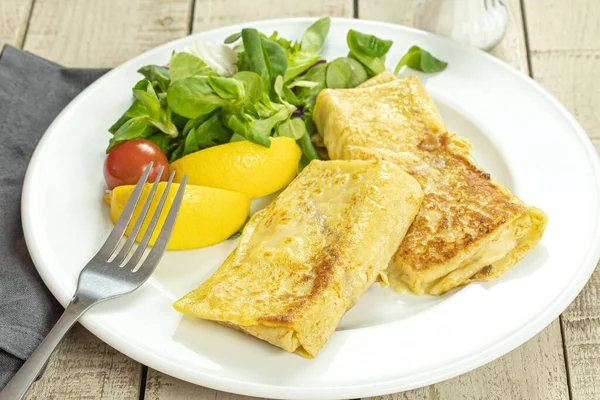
414,0,509,51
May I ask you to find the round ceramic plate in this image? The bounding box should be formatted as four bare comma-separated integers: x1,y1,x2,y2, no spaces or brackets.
22,18,600,399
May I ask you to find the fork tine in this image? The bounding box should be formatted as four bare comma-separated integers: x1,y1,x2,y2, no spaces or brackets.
110,166,165,266
96,162,154,259
123,170,177,271
136,175,187,273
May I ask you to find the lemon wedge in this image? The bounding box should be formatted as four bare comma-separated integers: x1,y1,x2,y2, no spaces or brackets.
170,137,302,199
105,183,250,250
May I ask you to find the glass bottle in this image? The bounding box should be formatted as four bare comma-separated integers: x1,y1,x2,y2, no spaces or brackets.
414,0,509,51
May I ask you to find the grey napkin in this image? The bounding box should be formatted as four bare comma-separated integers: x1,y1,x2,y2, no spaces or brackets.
0,45,108,388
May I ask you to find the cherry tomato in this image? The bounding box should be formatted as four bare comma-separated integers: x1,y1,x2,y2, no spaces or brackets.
104,139,170,189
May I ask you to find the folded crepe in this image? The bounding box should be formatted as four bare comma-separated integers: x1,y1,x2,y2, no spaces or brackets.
174,160,423,357
313,72,547,295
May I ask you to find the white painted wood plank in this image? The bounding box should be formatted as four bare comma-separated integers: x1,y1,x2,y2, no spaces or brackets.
23,0,191,67
0,0,33,49
365,321,568,400
24,325,142,399
525,2,600,398
192,0,353,32
561,265,600,400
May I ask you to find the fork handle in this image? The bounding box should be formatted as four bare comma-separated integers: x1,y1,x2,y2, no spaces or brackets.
0,298,92,400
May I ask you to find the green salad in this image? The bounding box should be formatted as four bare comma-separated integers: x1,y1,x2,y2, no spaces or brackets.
107,18,447,167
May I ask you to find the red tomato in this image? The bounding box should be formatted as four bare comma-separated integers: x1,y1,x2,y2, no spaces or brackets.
104,139,170,189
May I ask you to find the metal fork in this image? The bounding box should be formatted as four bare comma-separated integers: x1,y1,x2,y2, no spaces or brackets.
0,163,187,400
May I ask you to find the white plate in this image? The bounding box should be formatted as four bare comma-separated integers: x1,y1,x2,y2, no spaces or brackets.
22,18,600,399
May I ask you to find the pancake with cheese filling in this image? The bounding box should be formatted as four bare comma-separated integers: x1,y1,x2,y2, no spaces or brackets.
313,72,547,295
174,160,423,357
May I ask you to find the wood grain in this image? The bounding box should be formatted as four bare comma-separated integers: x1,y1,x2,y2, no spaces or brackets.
561,266,600,400
524,1,600,398
524,0,600,154
23,0,191,67
368,321,568,400
145,371,268,400
359,0,570,398
24,325,142,400
12,0,596,399
0,0,34,49
192,0,353,32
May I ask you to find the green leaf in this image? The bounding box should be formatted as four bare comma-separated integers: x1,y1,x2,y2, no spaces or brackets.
132,81,161,119
229,133,246,143
194,112,233,149
276,118,307,139
301,17,330,53
147,109,179,138
131,83,179,137
326,57,369,89
108,114,131,135
108,89,156,136
275,37,292,50
283,51,320,82
169,141,186,162
235,49,248,71
253,105,292,136
170,52,216,81
302,110,317,136
183,127,200,155
347,29,393,76
261,38,288,89
133,79,150,90
234,71,263,104
242,28,271,93
224,31,242,44
273,75,285,101
282,85,302,106
171,113,189,131
266,31,292,50
183,112,215,136
394,45,448,74
347,29,393,57
247,126,272,147
297,128,320,161
242,29,288,95
125,100,148,118
295,62,327,110
348,49,386,76
108,100,147,134
208,75,244,100
137,65,171,93
146,132,178,156
242,102,260,119
107,116,150,151
167,77,230,118
222,110,271,147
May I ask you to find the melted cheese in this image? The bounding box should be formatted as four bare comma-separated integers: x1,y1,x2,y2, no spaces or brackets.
314,73,548,296
174,160,424,357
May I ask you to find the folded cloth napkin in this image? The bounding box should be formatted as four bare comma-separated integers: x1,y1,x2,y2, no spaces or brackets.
0,45,108,388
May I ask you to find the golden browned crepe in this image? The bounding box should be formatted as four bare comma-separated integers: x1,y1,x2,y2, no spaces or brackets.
174,160,423,357
313,72,547,295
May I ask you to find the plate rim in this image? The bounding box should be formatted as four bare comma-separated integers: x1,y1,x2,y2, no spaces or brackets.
21,17,600,399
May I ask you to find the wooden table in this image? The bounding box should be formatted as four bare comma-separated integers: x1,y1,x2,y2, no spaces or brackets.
2,0,598,398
